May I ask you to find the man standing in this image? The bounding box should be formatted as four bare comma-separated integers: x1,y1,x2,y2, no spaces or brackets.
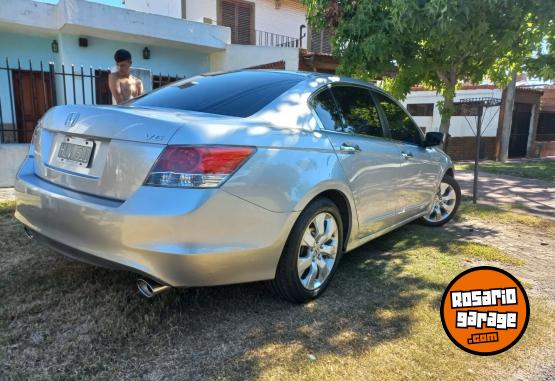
108,49,143,104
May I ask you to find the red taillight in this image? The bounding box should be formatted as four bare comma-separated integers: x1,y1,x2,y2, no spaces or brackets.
154,147,202,173
145,146,255,188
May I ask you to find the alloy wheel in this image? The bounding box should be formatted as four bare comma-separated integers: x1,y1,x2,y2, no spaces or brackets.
297,212,339,290
423,181,457,223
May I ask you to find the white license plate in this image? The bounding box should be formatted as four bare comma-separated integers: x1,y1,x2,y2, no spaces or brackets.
57,136,94,167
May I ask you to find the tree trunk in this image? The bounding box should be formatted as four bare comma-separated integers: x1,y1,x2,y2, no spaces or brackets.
436,69,457,149
499,71,517,162
438,88,455,151
439,93,454,137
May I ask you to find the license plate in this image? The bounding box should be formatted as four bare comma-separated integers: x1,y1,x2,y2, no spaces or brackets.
57,137,94,166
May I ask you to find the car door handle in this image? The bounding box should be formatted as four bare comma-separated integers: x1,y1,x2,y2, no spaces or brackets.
340,142,361,153
401,151,414,159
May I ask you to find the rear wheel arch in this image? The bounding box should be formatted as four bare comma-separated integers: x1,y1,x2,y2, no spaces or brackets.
268,196,345,302
300,189,353,251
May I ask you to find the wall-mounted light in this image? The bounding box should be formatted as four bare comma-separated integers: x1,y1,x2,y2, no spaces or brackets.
143,46,151,60
78,37,88,47
51,40,59,53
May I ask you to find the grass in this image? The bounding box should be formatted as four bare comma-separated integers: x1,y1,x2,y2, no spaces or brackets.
0,200,15,215
1,201,554,380
447,241,525,266
455,159,555,183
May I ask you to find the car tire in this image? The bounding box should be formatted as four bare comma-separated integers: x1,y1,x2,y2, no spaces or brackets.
418,174,461,227
267,197,344,303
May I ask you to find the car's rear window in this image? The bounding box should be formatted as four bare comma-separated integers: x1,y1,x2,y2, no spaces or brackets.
129,70,305,117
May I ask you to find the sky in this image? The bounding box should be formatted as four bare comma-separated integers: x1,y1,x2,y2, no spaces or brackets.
37,0,123,6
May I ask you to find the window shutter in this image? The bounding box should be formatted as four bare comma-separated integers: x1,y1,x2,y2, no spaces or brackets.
236,2,253,45
310,30,322,53
220,0,253,45
221,0,237,42
321,29,331,54
310,29,332,54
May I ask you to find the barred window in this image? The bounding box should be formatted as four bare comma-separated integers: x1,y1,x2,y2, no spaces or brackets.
407,103,434,116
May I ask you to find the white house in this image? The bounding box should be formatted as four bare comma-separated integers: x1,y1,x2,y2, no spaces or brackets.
402,86,504,161
0,0,309,185
402,84,549,161
126,0,308,47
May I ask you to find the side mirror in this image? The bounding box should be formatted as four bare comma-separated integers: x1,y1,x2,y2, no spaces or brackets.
422,132,444,147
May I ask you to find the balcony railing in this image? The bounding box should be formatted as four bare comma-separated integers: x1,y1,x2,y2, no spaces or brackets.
255,30,301,48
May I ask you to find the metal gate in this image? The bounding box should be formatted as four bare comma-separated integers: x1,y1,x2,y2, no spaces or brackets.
508,103,532,158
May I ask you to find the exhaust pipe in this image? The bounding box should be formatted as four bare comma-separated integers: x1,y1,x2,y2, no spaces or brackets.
137,278,171,298
23,226,34,239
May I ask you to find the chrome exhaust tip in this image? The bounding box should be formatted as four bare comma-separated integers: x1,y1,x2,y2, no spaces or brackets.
137,278,171,298
23,226,34,239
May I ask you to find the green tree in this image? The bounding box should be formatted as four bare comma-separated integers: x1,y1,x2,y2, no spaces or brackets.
304,0,555,139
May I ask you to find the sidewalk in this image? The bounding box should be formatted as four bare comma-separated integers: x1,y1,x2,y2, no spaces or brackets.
456,170,555,220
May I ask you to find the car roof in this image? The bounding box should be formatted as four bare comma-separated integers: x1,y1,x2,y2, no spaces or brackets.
253,69,381,89
202,69,313,79
202,68,381,90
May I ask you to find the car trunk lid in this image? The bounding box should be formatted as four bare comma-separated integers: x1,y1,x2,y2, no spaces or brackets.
33,105,201,200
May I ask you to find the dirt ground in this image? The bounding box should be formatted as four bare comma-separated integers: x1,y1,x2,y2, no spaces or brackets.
447,217,554,303
455,170,555,381
448,206,555,381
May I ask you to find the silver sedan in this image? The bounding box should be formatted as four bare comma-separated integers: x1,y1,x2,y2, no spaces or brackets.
14,70,460,303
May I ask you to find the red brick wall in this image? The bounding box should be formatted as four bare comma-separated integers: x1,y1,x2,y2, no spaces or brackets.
445,137,497,161
540,88,555,113
247,60,286,70
533,141,555,157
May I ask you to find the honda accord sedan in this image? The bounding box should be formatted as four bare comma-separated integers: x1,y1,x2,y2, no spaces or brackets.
14,70,460,303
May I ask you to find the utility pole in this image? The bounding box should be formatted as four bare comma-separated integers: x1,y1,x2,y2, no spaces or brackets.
473,104,483,204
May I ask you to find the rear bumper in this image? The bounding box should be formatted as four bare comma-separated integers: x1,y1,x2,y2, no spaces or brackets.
14,157,298,287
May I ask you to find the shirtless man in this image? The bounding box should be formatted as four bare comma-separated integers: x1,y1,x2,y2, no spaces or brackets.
108,49,143,104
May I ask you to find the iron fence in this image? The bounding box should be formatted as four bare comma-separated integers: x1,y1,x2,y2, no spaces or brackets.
0,58,185,144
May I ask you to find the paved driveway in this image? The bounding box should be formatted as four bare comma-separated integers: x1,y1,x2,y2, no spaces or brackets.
456,170,555,220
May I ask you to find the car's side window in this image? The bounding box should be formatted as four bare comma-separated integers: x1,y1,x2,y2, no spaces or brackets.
311,88,343,131
330,86,384,138
374,92,422,145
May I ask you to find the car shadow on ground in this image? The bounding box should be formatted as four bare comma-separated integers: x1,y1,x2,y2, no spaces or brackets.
0,215,497,380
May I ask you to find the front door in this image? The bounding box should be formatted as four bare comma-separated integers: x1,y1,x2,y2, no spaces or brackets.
509,103,532,158
311,85,402,238
373,91,442,217
12,70,52,143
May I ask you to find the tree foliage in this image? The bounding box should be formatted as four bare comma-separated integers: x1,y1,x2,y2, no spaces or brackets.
303,0,555,135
